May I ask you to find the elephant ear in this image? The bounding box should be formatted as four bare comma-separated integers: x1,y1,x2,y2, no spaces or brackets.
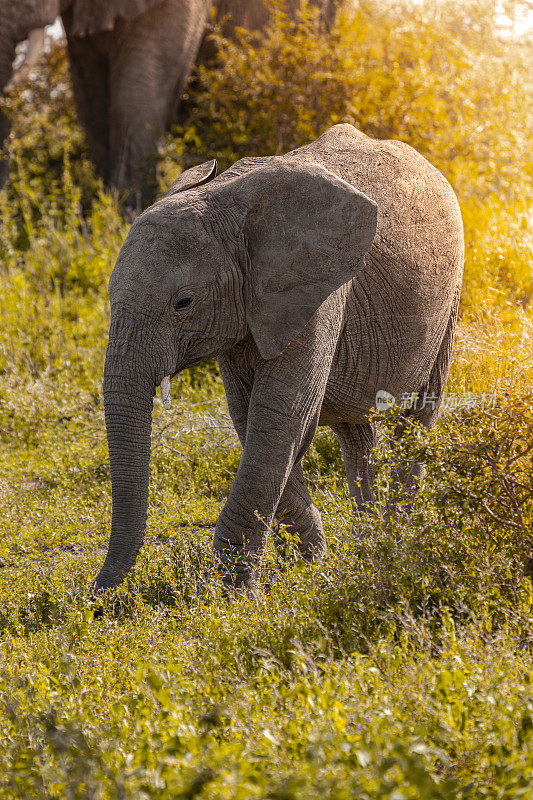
214,160,378,360
163,160,218,198
68,0,164,36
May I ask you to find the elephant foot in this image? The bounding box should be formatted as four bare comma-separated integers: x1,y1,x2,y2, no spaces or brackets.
274,504,326,565
212,540,261,592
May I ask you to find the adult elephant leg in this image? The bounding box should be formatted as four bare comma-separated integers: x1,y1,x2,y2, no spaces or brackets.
62,27,111,182
332,421,375,512
108,0,210,209
274,462,325,563
108,55,162,210
0,111,9,186
0,31,17,187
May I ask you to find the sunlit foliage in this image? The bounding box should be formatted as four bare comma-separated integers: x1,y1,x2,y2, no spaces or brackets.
166,0,533,316
171,0,532,201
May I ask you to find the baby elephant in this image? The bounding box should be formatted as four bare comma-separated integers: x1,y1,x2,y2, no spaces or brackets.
96,124,463,590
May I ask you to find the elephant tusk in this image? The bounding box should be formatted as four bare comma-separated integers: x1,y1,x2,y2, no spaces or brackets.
160,376,171,410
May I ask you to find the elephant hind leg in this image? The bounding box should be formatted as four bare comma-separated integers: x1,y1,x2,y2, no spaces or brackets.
390,285,461,506
332,421,375,512
333,418,424,522
389,405,433,505
274,462,326,563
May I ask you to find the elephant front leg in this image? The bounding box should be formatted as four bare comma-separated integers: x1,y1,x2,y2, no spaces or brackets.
274,463,326,563
214,338,336,589
219,352,325,573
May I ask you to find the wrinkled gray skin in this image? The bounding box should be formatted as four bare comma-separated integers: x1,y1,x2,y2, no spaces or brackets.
0,0,337,206
97,123,464,591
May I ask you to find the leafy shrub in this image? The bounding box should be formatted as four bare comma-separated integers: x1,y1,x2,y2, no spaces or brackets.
169,0,532,203
1,40,99,210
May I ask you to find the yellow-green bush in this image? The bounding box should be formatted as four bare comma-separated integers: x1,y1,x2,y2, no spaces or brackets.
1,40,99,208
171,0,531,200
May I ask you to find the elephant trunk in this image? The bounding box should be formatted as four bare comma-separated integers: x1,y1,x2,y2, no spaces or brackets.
94,326,159,589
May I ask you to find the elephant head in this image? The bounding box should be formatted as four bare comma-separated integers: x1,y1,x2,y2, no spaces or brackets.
96,155,377,589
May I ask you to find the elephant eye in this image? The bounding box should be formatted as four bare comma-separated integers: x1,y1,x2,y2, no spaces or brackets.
173,294,193,312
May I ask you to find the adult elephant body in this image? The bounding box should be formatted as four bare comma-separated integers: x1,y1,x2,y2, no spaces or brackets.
97,124,464,590
0,0,338,205
61,0,211,208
